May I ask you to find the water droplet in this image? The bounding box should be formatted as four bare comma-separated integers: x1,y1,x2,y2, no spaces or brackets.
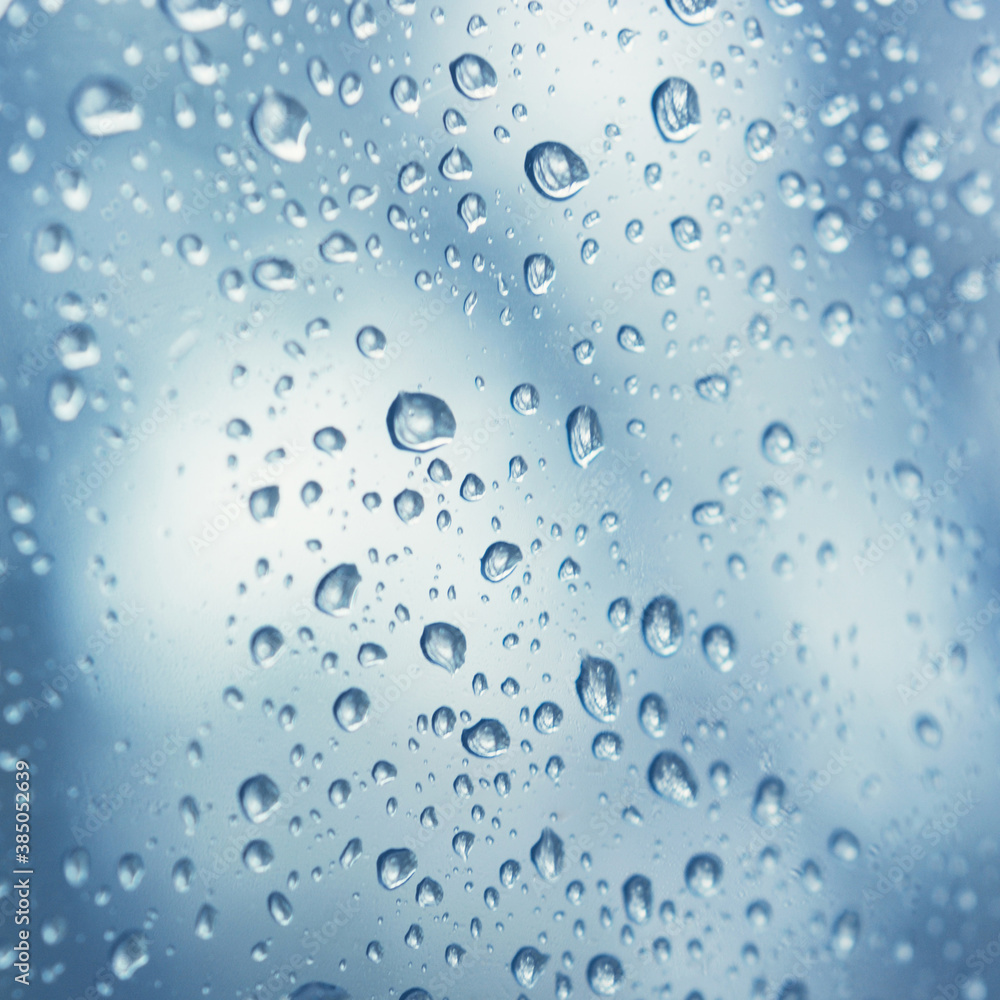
388,391,456,451
524,142,590,200
576,655,621,722
239,774,281,823
420,622,467,673
702,624,736,672
652,78,701,142
251,92,311,163
450,54,498,99
377,847,418,890
648,751,698,806
587,954,625,996
334,688,371,731
462,718,510,757
642,595,683,657
481,541,523,582
71,78,143,137
685,853,723,896
567,405,604,467
531,827,565,881
512,946,550,987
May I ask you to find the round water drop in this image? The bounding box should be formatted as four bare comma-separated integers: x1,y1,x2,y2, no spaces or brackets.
109,930,149,981
745,119,777,161
334,688,370,731
821,302,853,346
531,827,565,881
567,405,604,467
696,374,729,401
761,422,796,464
642,595,683,657
648,751,698,806
377,847,418,889
752,776,786,825
462,718,510,757
533,701,563,734
249,485,279,521
512,946,549,988
239,774,281,824
702,624,736,672
524,142,590,200
314,426,346,455
576,655,621,722
685,853,723,897
420,622,467,673
828,828,860,862
251,92,310,163
388,391,456,451
268,891,293,926
813,208,851,253
652,77,701,142
461,473,486,501
450,54,498,99
672,215,702,250
458,192,487,232
481,541,522,582
511,383,540,415
623,874,653,923
524,253,556,295
71,77,143,137
250,626,284,667
319,232,358,263
892,461,923,500
49,376,86,421
243,839,273,872
391,75,421,113
253,258,297,291
56,323,100,370
34,223,75,273
587,954,625,996
901,120,947,182
914,712,942,747
639,693,669,738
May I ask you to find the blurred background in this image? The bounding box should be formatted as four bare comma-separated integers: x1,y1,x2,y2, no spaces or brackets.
2,0,1000,998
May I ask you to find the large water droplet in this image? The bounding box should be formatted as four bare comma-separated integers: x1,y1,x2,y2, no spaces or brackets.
315,563,362,616
388,392,456,451
531,827,565,881
587,954,625,996
652,77,701,141
567,405,604,467
576,655,621,722
71,78,143,137
511,946,550,988
524,142,590,200
685,853,723,896
239,774,281,823
641,596,683,657
648,751,698,806
450,54,498,99
461,718,510,757
480,541,523,582
420,622,467,673
377,847,418,889
251,92,311,163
